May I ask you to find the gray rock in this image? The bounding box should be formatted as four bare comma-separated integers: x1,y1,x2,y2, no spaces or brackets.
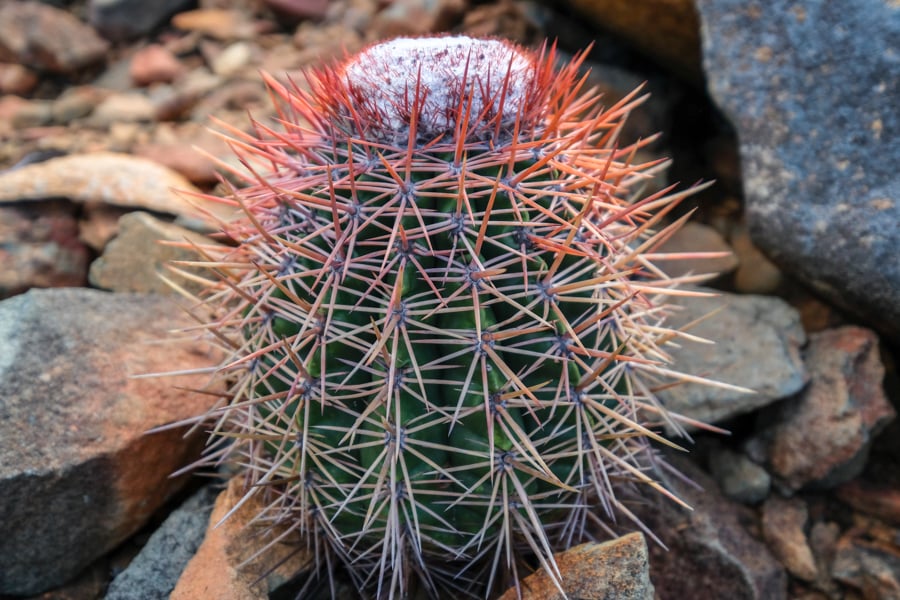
696,0,900,340
89,0,195,41
105,486,218,600
658,288,807,425
709,446,771,505
0,288,217,595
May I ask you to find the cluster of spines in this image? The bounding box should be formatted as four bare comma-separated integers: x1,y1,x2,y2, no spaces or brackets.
171,37,725,599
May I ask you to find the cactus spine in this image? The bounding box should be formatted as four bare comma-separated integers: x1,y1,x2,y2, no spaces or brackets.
186,35,711,599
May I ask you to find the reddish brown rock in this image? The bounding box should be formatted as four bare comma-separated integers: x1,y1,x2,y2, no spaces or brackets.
171,477,309,600
134,142,220,185
763,327,895,490
130,44,185,86
497,534,654,600
0,1,109,73
761,497,819,582
0,288,219,595
79,204,132,251
0,202,90,298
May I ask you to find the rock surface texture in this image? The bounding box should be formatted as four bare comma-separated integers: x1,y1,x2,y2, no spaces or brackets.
497,534,655,600
0,288,217,595
697,0,900,340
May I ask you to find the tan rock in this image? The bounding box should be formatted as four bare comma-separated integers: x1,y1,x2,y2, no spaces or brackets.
210,41,254,77
498,534,654,600
172,9,257,41
732,225,783,294
171,477,309,600
560,0,702,82
654,221,738,279
761,497,819,581
0,152,230,222
90,92,157,124
89,211,220,294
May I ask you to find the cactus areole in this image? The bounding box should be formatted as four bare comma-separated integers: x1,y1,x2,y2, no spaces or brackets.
188,35,710,599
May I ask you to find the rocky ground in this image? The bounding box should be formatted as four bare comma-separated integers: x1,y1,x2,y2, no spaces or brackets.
0,0,898,599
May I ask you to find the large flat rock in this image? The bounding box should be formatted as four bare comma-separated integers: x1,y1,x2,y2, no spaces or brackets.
0,288,217,595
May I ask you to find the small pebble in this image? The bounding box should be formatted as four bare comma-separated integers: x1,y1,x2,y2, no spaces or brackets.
709,446,771,505
130,44,185,86
210,42,252,77
9,98,54,128
51,86,106,124
0,62,38,95
263,0,330,20
171,9,256,41
90,93,157,126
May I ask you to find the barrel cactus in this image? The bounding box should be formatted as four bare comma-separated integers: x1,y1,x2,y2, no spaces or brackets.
183,35,717,598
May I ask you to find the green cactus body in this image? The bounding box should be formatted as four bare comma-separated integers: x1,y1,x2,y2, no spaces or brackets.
191,35,710,599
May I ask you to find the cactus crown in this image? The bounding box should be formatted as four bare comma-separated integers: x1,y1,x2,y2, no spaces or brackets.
180,35,714,599
325,36,540,142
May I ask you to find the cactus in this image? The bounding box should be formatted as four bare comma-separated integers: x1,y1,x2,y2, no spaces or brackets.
181,35,718,599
